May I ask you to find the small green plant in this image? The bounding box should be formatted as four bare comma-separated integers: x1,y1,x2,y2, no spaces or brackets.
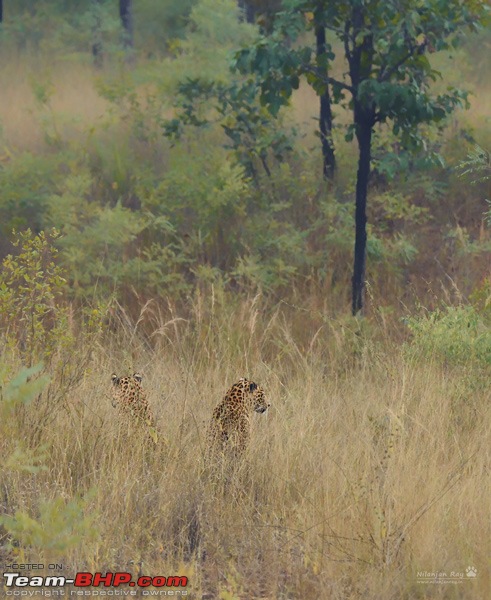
0,229,105,437
0,152,63,238
0,229,69,366
0,365,99,561
0,363,50,416
405,305,491,366
458,144,491,185
458,144,491,228
0,365,51,475
30,73,63,148
1,495,98,555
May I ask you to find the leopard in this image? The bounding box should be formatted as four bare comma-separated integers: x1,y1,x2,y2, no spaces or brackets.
207,378,270,459
110,373,158,442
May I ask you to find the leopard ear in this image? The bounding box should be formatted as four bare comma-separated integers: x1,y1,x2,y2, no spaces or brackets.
133,373,143,382
249,382,257,392
111,374,119,385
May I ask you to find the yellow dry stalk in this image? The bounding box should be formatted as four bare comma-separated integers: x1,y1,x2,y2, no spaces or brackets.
379,405,405,478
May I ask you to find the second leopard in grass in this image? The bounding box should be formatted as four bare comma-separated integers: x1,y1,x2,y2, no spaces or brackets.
110,372,158,444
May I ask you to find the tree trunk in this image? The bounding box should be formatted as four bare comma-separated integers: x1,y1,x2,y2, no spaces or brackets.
348,3,374,315
119,0,134,52
238,0,255,24
351,110,373,315
315,25,336,179
0,1,3,24
92,0,103,69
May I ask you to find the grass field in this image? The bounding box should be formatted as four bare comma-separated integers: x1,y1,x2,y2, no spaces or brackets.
2,297,489,599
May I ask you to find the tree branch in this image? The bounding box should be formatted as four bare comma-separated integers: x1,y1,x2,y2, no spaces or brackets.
323,23,349,38
378,36,426,82
302,65,354,95
344,20,352,67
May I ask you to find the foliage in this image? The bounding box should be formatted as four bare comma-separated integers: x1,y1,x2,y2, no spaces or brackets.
470,277,491,318
0,363,50,415
1,495,98,554
0,236,101,558
152,0,256,87
458,145,491,225
0,364,50,479
143,143,307,292
235,0,488,143
405,304,491,366
0,0,121,59
164,77,297,178
0,230,104,437
134,0,198,55
47,174,153,298
159,0,296,178
0,0,488,313
0,229,70,365
0,0,197,60
0,365,98,557
0,153,63,238
0,366,50,484
232,0,489,313
458,144,491,185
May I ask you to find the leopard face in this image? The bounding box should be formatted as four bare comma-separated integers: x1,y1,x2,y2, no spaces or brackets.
110,372,155,429
207,378,269,458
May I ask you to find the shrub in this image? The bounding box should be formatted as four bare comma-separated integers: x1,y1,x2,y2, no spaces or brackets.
0,364,98,561
0,153,63,239
0,229,69,365
0,229,104,436
405,304,491,367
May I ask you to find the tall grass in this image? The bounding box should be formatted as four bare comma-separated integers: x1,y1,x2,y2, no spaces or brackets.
0,55,109,153
1,295,489,599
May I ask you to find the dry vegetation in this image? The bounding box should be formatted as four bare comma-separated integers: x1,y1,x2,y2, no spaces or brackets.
0,56,109,153
2,294,490,599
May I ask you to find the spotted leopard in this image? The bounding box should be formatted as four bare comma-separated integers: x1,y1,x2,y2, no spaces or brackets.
207,378,269,458
110,373,158,442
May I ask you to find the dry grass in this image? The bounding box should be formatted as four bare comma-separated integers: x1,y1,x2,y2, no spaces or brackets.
0,55,109,153
2,46,488,158
2,297,489,599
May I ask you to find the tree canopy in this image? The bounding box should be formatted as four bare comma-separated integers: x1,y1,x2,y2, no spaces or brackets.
233,0,489,313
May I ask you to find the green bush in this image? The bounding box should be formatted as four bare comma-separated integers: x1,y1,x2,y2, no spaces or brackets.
0,229,69,365
0,364,98,559
405,305,491,366
0,153,63,238
0,229,104,433
48,174,150,298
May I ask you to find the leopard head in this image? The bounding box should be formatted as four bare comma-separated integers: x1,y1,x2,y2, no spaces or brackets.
241,378,269,414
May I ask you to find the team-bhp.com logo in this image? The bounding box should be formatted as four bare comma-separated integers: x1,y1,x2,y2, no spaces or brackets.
3,572,188,594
